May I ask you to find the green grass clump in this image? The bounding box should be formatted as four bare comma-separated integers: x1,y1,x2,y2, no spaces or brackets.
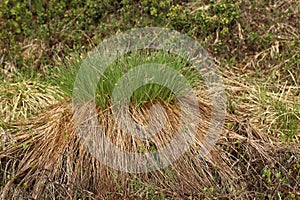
53,50,203,109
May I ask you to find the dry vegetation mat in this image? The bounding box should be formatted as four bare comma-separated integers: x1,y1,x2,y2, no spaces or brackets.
0,96,298,199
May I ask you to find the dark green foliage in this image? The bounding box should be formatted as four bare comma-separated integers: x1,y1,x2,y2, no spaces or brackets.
0,0,240,78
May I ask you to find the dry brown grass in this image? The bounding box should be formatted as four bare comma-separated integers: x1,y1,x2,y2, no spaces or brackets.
0,94,298,199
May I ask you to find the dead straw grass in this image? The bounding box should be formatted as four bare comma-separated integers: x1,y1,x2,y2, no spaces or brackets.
0,94,298,199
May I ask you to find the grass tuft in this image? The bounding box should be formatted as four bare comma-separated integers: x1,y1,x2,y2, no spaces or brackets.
52,50,203,109
0,80,64,123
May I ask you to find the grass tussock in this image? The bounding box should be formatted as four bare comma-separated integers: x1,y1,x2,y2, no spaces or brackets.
0,0,299,199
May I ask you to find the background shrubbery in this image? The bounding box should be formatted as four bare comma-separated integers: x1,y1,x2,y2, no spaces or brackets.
0,0,241,77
